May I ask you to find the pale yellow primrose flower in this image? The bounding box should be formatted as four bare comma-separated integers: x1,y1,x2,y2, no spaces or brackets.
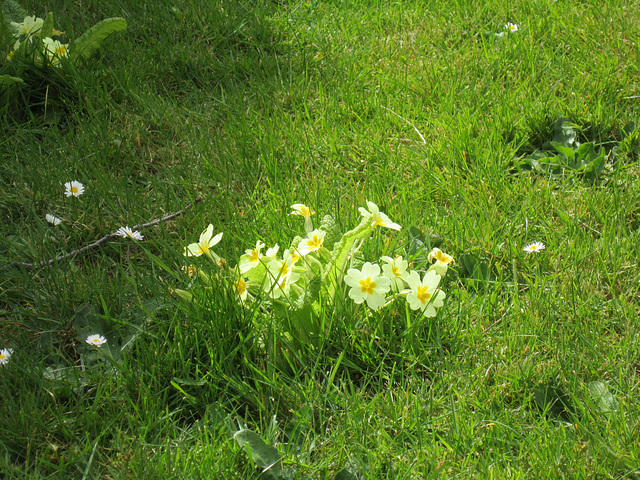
0,348,13,365
523,242,545,254
297,229,326,256
358,201,401,230
291,203,314,233
344,262,391,310
236,277,250,301
42,37,69,65
381,255,409,292
265,251,301,299
427,248,454,275
11,16,44,36
86,334,107,347
184,224,223,257
239,240,266,273
64,181,84,197
405,270,446,318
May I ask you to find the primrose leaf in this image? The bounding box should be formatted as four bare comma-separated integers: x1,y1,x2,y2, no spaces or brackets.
70,17,127,62
234,429,281,472
551,116,579,148
587,381,618,413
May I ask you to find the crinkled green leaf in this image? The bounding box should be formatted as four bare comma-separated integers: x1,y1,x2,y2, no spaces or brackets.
70,17,127,61
0,75,25,86
234,429,281,471
587,381,618,413
40,12,54,39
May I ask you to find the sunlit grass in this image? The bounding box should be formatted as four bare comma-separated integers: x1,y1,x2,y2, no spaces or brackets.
1,0,639,478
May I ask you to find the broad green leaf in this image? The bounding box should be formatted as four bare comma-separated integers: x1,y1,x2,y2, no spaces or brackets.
0,75,25,87
550,142,576,164
550,116,578,148
587,381,618,413
70,18,127,62
234,429,281,471
533,383,577,423
40,12,55,39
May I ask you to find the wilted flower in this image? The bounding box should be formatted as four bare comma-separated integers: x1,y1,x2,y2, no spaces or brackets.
344,262,391,310
358,201,401,230
64,181,84,197
405,270,446,317
86,334,107,347
427,248,454,275
184,224,223,257
523,242,545,254
0,348,13,365
116,226,144,240
46,214,62,225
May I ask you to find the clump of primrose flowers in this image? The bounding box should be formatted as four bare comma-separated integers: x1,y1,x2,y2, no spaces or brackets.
7,14,69,66
178,202,454,344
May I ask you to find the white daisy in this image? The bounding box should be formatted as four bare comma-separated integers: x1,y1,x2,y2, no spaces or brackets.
46,214,62,225
86,334,107,347
64,181,84,197
0,348,13,365
116,226,144,240
523,242,546,254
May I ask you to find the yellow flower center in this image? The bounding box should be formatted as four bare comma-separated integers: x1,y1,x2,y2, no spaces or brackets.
359,277,376,295
372,214,384,227
279,262,290,276
392,266,402,278
71,186,78,194
307,235,323,250
56,45,67,56
416,285,431,304
237,278,246,295
530,245,538,251
249,250,260,262
198,242,210,254
300,206,311,217
0,354,5,360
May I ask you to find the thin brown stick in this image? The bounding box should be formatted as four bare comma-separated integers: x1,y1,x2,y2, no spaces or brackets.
3,197,202,270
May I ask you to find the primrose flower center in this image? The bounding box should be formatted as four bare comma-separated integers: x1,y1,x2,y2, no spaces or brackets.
307,235,323,249
237,279,246,295
372,214,384,227
249,249,260,262
359,277,377,295
392,266,401,278
416,285,431,304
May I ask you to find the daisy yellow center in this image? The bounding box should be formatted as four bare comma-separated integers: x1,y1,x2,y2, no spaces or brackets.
416,285,431,304
0,353,5,360
71,186,78,194
359,277,376,295
530,245,538,251
92,339,100,344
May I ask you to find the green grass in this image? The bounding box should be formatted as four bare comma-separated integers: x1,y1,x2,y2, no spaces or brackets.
1,0,640,478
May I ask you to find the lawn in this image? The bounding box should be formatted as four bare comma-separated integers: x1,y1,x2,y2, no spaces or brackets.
1,0,640,478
